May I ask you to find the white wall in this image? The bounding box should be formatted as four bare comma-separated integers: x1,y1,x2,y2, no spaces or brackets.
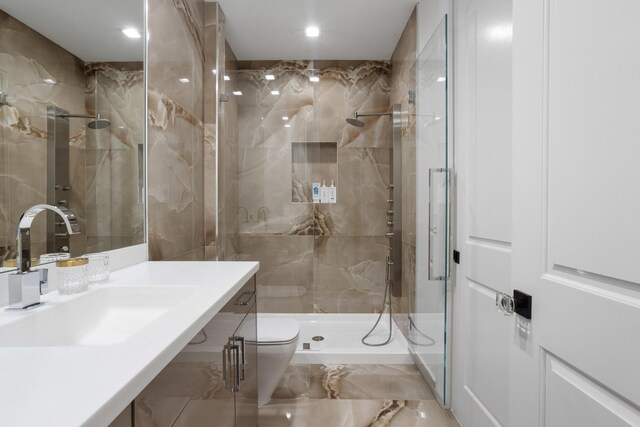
417,0,451,54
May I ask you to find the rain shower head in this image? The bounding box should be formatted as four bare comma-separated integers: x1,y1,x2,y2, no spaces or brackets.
87,115,111,130
57,112,111,129
345,110,392,127
346,117,365,127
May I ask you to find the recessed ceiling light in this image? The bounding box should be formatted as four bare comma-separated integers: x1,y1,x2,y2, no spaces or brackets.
212,69,217,75
306,26,320,37
271,90,280,96
224,75,230,81
43,78,56,84
265,74,275,81
436,76,446,82
179,78,190,83
309,76,320,83
284,124,291,128
122,28,141,39
233,91,243,96
282,116,289,121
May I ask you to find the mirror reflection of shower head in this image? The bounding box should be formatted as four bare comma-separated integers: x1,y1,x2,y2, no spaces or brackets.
345,110,392,127
346,116,365,127
57,113,111,130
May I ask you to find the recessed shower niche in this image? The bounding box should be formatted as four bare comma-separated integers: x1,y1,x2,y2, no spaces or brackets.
291,141,338,203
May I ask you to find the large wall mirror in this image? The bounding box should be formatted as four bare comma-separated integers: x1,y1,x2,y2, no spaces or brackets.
0,0,145,272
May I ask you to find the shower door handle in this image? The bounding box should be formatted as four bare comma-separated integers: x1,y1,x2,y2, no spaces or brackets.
222,340,240,392
233,336,246,381
428,168,452,281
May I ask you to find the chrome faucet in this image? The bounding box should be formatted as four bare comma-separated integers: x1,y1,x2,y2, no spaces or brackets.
7,204,80,310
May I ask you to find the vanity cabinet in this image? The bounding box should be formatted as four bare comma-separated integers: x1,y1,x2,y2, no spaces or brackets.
117,276,258,427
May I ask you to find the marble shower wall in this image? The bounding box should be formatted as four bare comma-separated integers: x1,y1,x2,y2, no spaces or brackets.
390,8,417,334
147,0,206,261
219,40,240,260
203,4,218,259
0,9,144,262
85,62,145,253
235,60,392,313
202,3,239,261
0,9,85,259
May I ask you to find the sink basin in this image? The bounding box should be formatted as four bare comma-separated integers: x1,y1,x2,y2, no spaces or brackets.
0,286,197,347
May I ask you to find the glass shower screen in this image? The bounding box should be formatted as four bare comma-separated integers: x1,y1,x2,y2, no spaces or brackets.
412,15,451,406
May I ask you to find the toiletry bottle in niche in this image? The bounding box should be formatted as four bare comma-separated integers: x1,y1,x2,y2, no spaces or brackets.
329,180,337,203
312,182,321,203
320,180,329,203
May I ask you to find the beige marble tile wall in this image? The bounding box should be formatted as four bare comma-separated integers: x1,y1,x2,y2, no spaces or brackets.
0,10,146,262
203,3,240,262
236,60,392,313
0,9,86,259
85,62,145,253
147,0,206,261
203,3,218,259
390,8,417,334
220,41,240,260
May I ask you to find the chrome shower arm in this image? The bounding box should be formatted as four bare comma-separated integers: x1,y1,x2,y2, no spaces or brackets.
356,111,392,118
57,113,97,119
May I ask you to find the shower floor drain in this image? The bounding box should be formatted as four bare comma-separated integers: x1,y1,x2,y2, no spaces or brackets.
312,336,325,342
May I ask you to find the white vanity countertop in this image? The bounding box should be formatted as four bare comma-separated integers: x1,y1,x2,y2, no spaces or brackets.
0,261,259,427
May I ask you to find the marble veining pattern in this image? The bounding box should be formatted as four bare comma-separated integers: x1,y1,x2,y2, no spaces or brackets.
147,0,207,261
235,60,393,313
0,9,85,259
128,361,458,427
85,62,144,253
1,9,143,261
390,8,418,319
259,364,459,427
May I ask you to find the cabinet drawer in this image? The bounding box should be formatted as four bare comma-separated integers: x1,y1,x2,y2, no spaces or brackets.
220,275,256,315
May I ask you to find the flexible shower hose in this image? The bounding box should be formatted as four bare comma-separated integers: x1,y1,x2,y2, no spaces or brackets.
361,278,393,347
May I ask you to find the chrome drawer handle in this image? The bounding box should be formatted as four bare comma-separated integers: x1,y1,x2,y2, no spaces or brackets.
234,290,255,306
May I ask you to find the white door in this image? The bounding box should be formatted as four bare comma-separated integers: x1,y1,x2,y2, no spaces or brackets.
511,0,640,425
451,0,515,424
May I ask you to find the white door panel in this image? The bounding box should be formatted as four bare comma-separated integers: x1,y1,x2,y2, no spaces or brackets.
537,277,640,404
544,353,640,427
464,386,504,427
511,0,640,426
547,0,640,285
466,241,511,294
467,281,510,426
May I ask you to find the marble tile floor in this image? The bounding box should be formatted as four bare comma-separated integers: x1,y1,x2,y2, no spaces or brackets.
259,364,460,427
128,363,459,427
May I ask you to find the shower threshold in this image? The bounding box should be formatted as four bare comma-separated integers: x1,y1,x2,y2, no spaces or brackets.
260,313,413,365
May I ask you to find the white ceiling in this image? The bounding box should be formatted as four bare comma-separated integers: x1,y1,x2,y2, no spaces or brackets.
215,0,417,60
0,0,143,62
0,0,415,62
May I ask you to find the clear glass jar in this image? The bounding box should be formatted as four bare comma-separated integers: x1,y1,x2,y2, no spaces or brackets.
82,252,110,283
57,258,89,295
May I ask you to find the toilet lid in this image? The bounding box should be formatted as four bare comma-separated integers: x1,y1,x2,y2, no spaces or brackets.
253,318,300,344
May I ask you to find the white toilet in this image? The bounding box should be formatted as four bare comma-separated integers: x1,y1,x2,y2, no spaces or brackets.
246,317,300,405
